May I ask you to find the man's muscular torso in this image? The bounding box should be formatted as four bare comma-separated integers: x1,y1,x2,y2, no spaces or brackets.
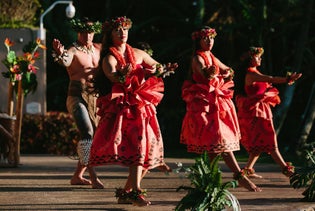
66,43,101,84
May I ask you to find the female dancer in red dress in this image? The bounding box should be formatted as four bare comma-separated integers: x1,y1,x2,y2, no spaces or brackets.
235,47,301,178
180,26,261,192
89,16,177,206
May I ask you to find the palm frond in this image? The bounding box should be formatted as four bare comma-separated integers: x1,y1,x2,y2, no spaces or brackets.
290,150,315,201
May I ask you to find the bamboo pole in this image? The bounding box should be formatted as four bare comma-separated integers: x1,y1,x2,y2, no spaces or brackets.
14,80,23,166
7,82,14,116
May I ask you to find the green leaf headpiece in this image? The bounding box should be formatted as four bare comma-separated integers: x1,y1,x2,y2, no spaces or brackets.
70,18,102,34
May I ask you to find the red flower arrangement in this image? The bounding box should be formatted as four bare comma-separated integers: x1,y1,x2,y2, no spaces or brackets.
102,16,133,32
1,38,46,96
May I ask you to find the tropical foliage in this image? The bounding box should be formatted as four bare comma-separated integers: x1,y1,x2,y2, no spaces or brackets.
290,149,315,202
175,152,240,211
0,0,41,28
20,112,79,155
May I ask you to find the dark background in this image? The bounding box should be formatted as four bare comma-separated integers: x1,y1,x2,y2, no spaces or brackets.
41,0,315,155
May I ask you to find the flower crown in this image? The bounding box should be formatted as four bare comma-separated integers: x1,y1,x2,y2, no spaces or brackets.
70,18,102,34
249,47,264,57
102,16,132,32
192,27,217,40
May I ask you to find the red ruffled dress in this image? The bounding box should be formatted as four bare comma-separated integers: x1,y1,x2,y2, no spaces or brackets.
89,52,166,170
180,52,241,154
235,68,281,155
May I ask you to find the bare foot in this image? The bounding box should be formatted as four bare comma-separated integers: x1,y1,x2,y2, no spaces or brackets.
92,178,105,189
132,195,151,207
238,176,262,192
248,173,263,179
243,168,263,179
157,163,172,173
282,162,295,177
127,190,151,207
70,177,92,185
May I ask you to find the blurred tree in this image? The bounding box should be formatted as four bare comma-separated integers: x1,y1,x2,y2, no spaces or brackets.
0,0,41,28
296,82,315,154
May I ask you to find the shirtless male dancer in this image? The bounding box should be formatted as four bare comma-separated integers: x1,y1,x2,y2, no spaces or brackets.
52,17,104,189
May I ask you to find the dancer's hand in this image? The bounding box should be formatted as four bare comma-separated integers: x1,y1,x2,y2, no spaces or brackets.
286,72,302,85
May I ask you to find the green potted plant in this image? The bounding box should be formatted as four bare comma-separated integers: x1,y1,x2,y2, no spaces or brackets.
175,151,240,211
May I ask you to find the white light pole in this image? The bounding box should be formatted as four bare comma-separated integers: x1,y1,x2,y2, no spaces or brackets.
38,1,76,41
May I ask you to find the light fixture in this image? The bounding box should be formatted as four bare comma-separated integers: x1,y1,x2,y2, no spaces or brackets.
38,1,76,41
65,2,76,18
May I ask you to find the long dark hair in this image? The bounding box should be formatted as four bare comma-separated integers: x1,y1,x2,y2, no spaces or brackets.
92,27,114,96
186,26,207,80
234,56,251,97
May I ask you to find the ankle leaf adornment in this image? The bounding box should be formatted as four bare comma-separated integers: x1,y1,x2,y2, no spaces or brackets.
282,162,295,176
242,167,255,176
115,188,129,199
233,169,246,180
127,189,147,201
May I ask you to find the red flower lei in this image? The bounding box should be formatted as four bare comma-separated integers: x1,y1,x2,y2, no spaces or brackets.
109,44,136,70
